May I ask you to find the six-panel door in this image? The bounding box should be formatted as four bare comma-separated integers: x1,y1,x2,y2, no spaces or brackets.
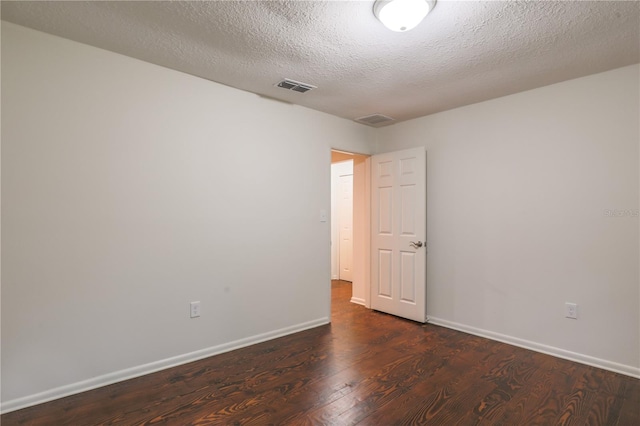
371,147,426,322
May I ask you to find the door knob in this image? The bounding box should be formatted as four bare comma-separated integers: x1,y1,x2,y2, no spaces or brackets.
410,241,423,248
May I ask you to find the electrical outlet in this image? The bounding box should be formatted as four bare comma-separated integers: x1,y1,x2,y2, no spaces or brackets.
565,302,577,319
190,301,201,318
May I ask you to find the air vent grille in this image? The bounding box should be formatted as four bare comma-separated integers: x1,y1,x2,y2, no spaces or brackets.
276,79,316,93
354,114,395,127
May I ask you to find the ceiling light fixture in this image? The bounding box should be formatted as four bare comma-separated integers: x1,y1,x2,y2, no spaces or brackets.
373,0,436,32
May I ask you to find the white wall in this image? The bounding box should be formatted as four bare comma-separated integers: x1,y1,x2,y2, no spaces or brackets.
1,22,374,409
376,64,640,374
351,155,370,306
3,19,638,413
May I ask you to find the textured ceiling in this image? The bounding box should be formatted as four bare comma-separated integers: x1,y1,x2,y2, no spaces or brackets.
2,1,639,125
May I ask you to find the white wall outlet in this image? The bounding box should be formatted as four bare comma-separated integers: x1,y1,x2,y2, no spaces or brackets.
190,301,201,318
565,302,577,319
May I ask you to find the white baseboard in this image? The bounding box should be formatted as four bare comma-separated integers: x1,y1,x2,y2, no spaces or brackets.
350,297,365,306
1,317,330,414
427,316,640,379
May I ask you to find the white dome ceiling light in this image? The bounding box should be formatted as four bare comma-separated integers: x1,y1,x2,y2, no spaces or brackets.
373,0,437,32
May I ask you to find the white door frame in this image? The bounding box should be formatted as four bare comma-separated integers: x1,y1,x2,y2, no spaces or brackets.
330,150,371,308
330,148,425,318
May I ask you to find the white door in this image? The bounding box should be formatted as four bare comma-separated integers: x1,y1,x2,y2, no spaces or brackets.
338,173,353,281
371,147,426,322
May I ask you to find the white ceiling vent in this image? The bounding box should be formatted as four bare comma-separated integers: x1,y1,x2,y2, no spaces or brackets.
276,78,317,93
354,114,395,127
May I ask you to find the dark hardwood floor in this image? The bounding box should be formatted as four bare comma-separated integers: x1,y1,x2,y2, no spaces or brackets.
3,280,639,425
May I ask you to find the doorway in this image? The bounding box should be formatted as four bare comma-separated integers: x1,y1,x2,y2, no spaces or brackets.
330,150,370,307
330,147,427,322
331,159,353,282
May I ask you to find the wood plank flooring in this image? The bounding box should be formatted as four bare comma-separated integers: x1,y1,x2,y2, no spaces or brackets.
2,280,639,425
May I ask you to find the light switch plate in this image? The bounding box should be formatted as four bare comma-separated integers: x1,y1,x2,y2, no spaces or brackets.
190,301,201,318
565,302,577,319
